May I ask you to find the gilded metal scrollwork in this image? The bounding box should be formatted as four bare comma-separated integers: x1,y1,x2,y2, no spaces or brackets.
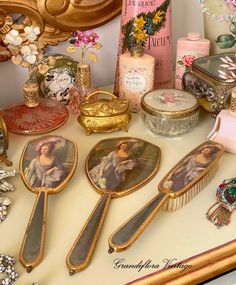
37,0,122,31
0,0,121,61
0,0,71,53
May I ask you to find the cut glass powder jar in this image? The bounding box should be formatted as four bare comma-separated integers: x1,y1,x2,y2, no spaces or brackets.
141,89,199,136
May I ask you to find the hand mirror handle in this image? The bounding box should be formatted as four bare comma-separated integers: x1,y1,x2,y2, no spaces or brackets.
67,192,111,274
108,192,168,253
19,135,78,272
66,137,161,274
20,189,48,272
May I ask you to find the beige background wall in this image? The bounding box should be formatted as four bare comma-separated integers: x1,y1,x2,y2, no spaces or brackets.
0,0,203,107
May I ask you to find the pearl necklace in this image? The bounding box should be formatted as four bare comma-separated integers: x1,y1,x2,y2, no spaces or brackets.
200,0,236,22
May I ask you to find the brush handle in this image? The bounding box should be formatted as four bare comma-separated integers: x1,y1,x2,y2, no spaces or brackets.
66,192,111,274
19,190,48,272
108,192,168,253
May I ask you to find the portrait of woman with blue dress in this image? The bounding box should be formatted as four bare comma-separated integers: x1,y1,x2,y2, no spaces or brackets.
162,143,223,192
23,137,70,188
88,138,160,192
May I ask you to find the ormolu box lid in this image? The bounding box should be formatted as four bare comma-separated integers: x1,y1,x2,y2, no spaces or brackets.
141,89,199,119
192,52,236,85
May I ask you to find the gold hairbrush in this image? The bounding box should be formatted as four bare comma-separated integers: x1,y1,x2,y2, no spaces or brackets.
108,141,224,253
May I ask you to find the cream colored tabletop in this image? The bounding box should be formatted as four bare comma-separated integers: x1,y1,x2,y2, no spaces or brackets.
2,91,236,285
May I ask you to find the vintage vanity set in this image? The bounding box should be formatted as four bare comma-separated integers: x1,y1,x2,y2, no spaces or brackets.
1,86,236,280
0,0,236,284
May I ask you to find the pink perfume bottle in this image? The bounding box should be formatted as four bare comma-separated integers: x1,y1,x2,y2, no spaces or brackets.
175,32,210,90
114,0,172,94
119,47,155,112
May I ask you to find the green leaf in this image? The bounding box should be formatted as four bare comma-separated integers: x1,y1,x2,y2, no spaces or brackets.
230,22,236,35
216,34,235,49
177,60,183,65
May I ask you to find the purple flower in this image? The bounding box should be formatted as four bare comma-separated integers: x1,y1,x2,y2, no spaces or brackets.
87,30,99,44
67,30,102,64
70,30,99,46
72,31,77,37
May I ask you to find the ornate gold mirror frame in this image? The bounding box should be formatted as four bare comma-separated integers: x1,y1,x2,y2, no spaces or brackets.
0,0,122,60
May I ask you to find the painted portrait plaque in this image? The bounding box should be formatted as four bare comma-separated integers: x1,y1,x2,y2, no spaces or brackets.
159,141,224,196
86,137,161,196
20,135,77,192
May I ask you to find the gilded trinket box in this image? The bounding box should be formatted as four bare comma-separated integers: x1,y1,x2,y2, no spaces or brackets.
141,89,199,136
182,52,236,116
78,91,131,135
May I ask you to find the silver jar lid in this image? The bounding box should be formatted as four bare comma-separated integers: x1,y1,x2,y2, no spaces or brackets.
141,89,199,119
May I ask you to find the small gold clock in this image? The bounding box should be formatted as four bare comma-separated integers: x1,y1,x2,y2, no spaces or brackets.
0,115,12,166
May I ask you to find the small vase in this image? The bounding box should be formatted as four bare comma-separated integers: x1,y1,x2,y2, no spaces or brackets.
69,63,96,114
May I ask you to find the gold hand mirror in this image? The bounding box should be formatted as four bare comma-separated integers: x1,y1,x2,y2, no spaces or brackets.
66,137,160,274
19,135,78,272
0,115,12,166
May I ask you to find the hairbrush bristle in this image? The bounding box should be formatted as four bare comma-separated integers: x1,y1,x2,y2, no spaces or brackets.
162,164,218,212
